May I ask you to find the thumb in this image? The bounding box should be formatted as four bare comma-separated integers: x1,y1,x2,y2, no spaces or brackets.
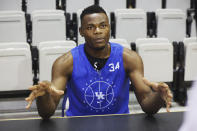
50,85,64,96
142,77,159,91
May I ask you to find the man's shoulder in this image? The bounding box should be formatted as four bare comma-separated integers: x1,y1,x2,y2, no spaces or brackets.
54,51,73,69
122,48,143,71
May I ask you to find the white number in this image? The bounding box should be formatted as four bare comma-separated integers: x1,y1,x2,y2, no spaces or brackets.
109,63,115,72
109,62,120,72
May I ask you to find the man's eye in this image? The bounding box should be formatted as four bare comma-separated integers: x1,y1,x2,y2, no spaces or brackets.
100,24,107,28
87,26,93,30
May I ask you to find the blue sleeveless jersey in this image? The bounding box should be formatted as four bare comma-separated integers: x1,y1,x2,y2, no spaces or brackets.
65,43,130,116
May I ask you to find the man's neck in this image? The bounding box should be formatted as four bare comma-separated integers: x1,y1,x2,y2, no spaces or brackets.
84,43,111,59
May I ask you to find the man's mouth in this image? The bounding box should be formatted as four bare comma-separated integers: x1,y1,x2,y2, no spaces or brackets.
95,38,105,43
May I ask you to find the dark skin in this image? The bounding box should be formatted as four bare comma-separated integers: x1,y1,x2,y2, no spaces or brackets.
25,13,172,119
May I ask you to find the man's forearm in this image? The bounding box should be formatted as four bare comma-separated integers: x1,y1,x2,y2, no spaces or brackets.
140,92,165,115
36,93,58,119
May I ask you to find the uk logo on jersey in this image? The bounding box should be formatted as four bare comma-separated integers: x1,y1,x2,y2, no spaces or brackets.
83,78,117,112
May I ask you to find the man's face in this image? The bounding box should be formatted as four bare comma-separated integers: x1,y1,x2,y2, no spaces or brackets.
80,13,110,50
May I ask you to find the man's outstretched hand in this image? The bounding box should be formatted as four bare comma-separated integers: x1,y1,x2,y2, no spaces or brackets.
143,78,173,112
25,81,64,109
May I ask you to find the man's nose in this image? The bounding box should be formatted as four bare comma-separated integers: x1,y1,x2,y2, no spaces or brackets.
94,27,102,34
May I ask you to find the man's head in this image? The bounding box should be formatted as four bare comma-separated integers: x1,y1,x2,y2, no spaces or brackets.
79,5,110,50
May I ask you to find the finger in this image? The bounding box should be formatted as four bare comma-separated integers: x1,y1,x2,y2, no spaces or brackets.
52,87,64,95
25,91,46,109
28,85,42,91
166,101,172,112
39,82,51,93
49,85,64,97
26,100,33,109
39,82,64,96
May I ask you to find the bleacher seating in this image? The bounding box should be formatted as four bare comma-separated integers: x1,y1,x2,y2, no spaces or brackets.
0,11,26,43
184,37,197,82
136,0,162,12
0,42,33,91
166,0,190,13
156,9,186,42
76,9,85,45
26,0,57,14
114,9,147,44
191,15,196,37
38,40,76,81
66,0,94,14
136,38,173,83
31,10,66,46
0,0,22,11
109,38,130,49
0,0,195,104
99,0,127,13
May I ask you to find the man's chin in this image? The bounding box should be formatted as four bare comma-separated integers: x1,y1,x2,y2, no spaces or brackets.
94,46,106,50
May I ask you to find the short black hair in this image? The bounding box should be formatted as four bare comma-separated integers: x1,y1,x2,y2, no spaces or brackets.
80,5,107,22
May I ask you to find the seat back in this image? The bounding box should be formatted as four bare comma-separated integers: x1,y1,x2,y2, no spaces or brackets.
136,0,162,12
32,10,66,46
0,11,26,43
27,0,56,14
0,42,33,91
184,37,197,81
39,40,76,81
109,38,130,49
136,38,173,82
156,9,186,42
166,0,190,13
115,9,147,43
0,0,22,11
66,0,94,13
99,0,126,13
191,16,196,37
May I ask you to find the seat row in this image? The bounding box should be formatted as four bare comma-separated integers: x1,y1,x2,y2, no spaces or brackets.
0,38,196,97
0,8,196,47
0,0,194,13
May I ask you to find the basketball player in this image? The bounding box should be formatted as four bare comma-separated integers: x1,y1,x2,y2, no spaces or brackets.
25,5,172,119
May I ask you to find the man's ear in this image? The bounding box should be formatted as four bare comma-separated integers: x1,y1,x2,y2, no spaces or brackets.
79,27,84,37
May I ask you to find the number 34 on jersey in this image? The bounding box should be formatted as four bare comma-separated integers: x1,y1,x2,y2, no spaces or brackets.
108,62,120,72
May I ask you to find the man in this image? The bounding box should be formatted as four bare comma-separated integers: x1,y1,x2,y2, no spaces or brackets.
25,5,172,119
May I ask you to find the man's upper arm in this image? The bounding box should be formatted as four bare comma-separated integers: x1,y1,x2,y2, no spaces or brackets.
51,51,73,91
123,48,151,103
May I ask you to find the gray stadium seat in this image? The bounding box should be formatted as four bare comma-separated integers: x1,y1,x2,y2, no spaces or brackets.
136,0,162,12
0,11,26,43
114,9,147,44
109,38,130,49
136,38,173,82
191,15,196,37
38,40,76,81
31,10,66,46
27,0,56,14
0,42,33,91
76,9,85,45
99,0,127,13
66,0,94,13
156,9,186,42
0,0,22,11
184,37,197,81
166,0,190,13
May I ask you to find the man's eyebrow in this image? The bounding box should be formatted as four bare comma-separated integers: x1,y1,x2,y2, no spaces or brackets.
100,21,107,24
